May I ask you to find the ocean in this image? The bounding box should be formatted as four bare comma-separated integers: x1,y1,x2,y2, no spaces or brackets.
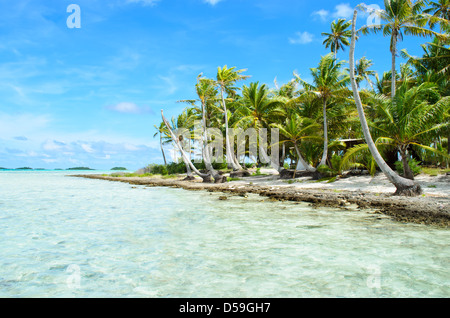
0,171,448,297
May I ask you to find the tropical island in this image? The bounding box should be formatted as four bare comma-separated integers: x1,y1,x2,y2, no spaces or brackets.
80,1,449,226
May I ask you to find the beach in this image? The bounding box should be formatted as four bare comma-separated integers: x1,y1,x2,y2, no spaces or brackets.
75,169,450,227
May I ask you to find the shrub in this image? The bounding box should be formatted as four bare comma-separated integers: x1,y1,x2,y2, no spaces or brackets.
395,159,422,176
147,164,169,175
166,162,186,175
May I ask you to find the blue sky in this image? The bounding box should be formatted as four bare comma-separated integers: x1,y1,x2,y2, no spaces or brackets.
0,0,431,170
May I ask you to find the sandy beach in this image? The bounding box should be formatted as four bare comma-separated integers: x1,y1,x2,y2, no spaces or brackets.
75,169,450,227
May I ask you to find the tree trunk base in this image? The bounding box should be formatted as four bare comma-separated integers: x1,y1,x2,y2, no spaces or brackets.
214,175,228,183
394,183,422,196
230,170,251,178
279,169,314,179
312,170,324,180
201,175,213,183
183,175,196,181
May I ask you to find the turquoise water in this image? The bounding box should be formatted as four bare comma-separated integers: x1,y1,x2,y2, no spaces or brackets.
0,171,448,297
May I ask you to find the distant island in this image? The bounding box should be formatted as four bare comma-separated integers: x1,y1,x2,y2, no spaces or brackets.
111,167,128,171
15,167,33,170
66,167,95,170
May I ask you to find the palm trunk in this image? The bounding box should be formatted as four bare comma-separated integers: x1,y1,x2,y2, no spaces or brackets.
349,10,421,196
220,88,243,171
160,133,167,166
294,143,316,173
391,32,397,100
161,110,212,182
201,100,226,183
319,98,328,167
279,143,286,172
399,146,414,180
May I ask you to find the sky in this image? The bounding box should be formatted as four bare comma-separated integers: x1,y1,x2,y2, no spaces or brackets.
0,0,432,170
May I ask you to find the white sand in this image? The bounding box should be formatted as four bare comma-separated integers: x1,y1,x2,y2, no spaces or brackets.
234,169,450,197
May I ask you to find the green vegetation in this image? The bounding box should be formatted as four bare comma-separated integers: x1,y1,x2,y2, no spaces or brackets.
152,1,449,195
15,167,32,170
111,167,128,171
421,167,450,176
395,159,422,177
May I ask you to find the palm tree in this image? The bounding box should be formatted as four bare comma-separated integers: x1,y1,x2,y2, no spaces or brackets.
235,82,286,130
216,65,250,170
424,0,450,31
370,81,449,179
195,76,226,183
401,37,450,77
359,0,448,100
295,53,350,168
322,18,353,59
350,8,422,196
153,122,169,166
272,113,321,177
161,110,213,182
354,57,377,90
234,82,286,170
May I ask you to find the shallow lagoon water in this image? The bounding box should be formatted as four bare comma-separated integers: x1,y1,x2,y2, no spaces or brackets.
0,171,448,297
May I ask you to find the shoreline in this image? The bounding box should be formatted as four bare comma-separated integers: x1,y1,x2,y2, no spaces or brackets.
74,172,450,227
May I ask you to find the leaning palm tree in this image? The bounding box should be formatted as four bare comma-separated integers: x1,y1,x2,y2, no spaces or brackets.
359,0,449,100
272,113,321,177
295,53,350,168
322,18,353,59
161,110,213,183
178,75,226,182
350,8,422,196
153,122,169,166
216,65,250,171
196,76,227,183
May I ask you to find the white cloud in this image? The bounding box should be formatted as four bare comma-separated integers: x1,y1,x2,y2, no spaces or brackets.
312,9,329,21
204,0,223,5
107,102,153,114
313,3,354,21
332,3,353,19
289,31,314,45
81,144,95,153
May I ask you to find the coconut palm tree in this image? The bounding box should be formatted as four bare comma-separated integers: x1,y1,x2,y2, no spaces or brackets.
322,18,353,59
354,57,377,90
369,81,449,179
424,0,450,31
272,113,321,177
294,53,350,168
350,8,423,196
153,122,169,166
234,82,287,170
235,82,286,130
161,110,213,182
401,37,450,77
196,76,227,183
216,65,250,171
359,0,448,100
